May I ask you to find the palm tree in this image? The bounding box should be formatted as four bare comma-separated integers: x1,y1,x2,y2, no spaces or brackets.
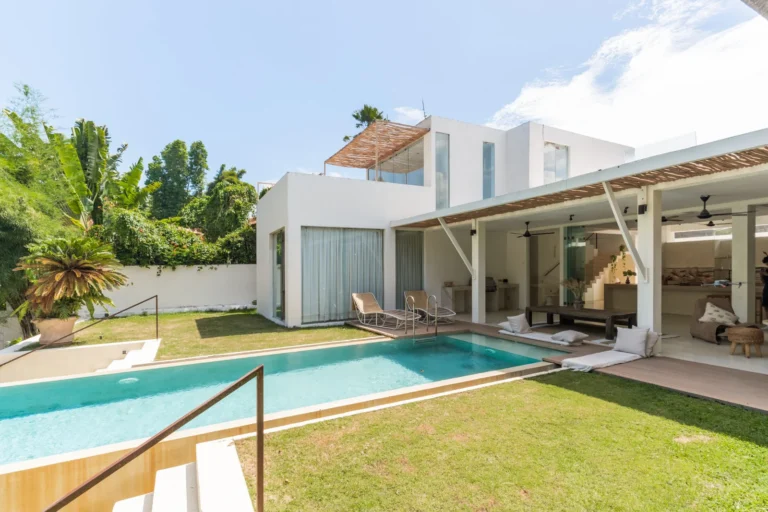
15,237,127,319
343,105,386,142
206,164,247,194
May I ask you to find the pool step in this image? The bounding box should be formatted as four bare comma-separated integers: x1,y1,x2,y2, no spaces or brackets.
152,462,199,512
112,492,153,512
111,438,253,512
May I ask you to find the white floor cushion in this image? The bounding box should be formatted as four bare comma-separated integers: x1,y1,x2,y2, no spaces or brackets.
562,350,642,372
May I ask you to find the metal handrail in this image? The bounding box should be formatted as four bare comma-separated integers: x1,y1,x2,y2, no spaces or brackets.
543,262,560,277
44,364,265,512
0,295,159,372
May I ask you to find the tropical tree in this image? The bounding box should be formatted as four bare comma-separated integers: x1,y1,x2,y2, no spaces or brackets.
108,158,161,209
145,140,209,219
14,237,127,320
206,164,246,194
343,104,386,142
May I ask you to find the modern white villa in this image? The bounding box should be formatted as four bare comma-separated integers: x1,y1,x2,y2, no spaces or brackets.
257,116,768,374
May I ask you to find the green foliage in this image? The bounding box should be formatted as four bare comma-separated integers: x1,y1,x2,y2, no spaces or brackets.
259,186,270,199
145,140,209,219
15,237,127,319
343,104,386,142
93,208,254,266
109,158,161,209
206,164,246,194
201,180,257,241
216,225,256,264
178,196,207,230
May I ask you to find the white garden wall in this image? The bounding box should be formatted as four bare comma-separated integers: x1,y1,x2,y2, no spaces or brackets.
0,307,23,346
88,264,258,317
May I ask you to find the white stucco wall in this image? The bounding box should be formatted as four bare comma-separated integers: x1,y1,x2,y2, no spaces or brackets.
257,172,433,327
90,264,257,317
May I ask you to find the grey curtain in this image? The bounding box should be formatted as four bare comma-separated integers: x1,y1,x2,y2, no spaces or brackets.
396,231,424,309
301,227,383,323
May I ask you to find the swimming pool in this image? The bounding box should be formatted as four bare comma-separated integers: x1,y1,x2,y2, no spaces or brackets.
0,334,564,465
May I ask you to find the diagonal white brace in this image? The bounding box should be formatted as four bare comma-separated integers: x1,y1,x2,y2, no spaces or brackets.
602,182,647,282
438,217,476,280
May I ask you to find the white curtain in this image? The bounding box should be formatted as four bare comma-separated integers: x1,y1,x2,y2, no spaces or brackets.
302,227,383,323
396,231,424,309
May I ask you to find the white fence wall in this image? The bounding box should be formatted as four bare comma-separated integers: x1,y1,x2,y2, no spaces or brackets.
88,264,258,317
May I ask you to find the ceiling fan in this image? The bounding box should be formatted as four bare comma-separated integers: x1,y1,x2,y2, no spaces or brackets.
661,215,684,223
703,220,731,227
695,195,753,220
512,221,555,239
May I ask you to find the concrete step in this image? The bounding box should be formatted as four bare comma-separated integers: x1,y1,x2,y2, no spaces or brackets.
152,463,199,512
113,493,153,512
196,439,253,512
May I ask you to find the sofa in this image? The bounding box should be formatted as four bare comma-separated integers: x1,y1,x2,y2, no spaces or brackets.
690,296,746,344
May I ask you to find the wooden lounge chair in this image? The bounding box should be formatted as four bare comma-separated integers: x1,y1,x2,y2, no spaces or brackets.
352,293,418,330
404,290,456,324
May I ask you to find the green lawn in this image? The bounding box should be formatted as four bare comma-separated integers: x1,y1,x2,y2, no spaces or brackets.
71,309,369,360
237,372,768,511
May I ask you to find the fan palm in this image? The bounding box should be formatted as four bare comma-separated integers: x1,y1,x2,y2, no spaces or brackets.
15,237,128,318
343,104,386,142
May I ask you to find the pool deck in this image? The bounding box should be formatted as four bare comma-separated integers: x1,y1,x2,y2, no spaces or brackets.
348,319,768,414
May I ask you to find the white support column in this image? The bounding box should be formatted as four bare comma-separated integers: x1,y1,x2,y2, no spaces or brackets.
471,219,486,324
559,226,566,305
732,206,756,323
636,187,662,333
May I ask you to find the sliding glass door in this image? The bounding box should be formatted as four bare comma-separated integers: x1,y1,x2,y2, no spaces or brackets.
396,231,424,309
301,227,384,323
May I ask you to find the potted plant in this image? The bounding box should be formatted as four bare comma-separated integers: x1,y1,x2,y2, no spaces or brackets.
623,270,637,284
562,278,588,309
15,237,127,346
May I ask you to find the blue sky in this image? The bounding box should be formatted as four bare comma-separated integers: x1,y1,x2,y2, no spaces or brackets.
0,0,763,187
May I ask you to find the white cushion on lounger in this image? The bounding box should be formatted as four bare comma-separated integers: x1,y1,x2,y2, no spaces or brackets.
614,327,649,357
551,330,588,345
646,331,661,357
506,314,531,334
562,350,642,372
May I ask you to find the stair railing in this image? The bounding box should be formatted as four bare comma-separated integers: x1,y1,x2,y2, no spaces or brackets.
405,295,417,336
44,364,265,512
428,294,438,336
0,295,160,373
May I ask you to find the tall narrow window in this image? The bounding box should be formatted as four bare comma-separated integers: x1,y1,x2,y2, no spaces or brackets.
482,142,495,199
436,133,450,209
543,142,569,184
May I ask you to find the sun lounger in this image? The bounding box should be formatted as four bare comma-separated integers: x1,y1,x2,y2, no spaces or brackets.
561,350,642,372
404,290,456,324
352,293,418,330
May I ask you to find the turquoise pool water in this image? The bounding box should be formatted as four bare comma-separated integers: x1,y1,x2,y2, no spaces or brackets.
0,334,564,465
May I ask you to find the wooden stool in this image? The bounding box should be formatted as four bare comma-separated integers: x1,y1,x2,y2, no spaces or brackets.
726,326,764,358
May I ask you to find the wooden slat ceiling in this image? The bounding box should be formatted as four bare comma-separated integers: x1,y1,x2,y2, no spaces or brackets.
401,145,768,229
325,120,429,170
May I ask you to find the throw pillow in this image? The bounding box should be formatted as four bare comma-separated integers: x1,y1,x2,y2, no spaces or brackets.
506,314,532,334
551,330,589,344
614,327,649,357
498,321,512,332
698,302,738,326
646,331,660,357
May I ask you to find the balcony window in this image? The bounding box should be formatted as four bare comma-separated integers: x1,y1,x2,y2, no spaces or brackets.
482,142,495,199
543,142,568,184
436,133,450,209
366,138,424,186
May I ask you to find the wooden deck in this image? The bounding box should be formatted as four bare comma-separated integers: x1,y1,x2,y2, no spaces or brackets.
348,319,768,414
597,356,768,413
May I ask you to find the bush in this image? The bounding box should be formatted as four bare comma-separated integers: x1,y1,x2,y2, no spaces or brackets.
93,208,254,266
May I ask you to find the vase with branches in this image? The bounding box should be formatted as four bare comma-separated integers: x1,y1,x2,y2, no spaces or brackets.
562,278,588,309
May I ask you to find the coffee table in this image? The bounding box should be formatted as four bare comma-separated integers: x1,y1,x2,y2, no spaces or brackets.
525,305,637,340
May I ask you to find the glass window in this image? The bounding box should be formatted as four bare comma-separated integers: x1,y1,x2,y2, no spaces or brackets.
482,142,495,199
366,138,424,186
436,133,450,209
543,142,568,184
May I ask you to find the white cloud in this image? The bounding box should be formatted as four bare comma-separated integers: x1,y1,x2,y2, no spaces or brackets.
488,0,768,147
393,106,426,125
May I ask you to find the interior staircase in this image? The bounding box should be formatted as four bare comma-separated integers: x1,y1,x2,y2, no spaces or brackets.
112,438,253,512
584,251,636,309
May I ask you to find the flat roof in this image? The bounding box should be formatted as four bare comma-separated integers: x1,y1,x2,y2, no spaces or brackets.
325,120,429,170
392,128,768,229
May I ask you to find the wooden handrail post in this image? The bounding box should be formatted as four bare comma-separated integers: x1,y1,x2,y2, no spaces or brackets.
257,366,264,512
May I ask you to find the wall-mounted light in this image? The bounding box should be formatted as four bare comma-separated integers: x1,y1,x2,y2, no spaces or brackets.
569,214,575,221
470,229,477,236
623,206,629,215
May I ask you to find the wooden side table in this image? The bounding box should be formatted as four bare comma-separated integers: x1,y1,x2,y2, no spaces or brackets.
726,326,764,358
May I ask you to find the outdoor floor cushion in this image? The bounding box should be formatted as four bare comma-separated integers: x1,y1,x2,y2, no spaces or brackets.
498,330,576,346
561,350,642,372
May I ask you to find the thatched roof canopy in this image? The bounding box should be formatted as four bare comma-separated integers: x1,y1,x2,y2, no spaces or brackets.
325,120,429,170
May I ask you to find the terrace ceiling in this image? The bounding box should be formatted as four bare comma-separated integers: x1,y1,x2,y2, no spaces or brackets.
325,120,429,170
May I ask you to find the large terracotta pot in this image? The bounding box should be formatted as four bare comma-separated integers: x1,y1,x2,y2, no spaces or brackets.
33,317,78,345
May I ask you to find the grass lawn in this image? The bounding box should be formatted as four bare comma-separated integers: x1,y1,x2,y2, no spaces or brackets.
237,372,768,511
70,309,369,360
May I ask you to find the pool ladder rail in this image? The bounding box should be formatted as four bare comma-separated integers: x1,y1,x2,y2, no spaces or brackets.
404,294,439,338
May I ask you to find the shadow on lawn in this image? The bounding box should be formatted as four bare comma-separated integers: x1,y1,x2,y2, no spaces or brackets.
195,311,289,338
531,371,768,448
